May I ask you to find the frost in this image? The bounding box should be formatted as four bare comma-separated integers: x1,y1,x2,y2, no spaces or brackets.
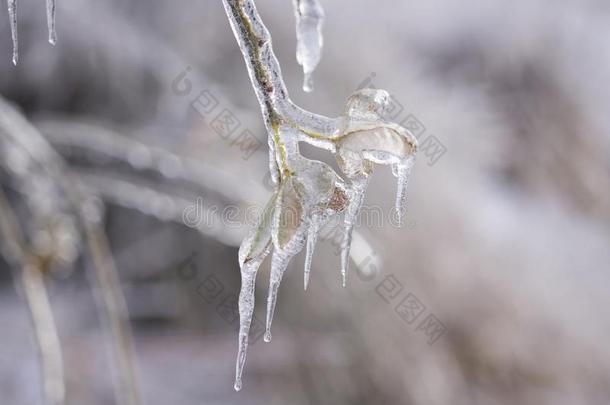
293,0,324,92
223,0,418,390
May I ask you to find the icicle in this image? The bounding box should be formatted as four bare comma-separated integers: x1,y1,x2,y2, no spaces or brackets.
234,257,265,392
303,215,321,290
393,156,415,226
46,0,56,45
341,178,368,287
264,251,291,342
7,0,18,65
293,0,324,92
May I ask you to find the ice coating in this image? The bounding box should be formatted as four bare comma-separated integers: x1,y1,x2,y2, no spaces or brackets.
293,0,324,92
7,0,18,65
46,0,56,45
222,0,418,391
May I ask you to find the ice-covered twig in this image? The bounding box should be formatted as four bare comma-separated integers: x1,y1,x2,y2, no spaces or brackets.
223,0,418,390
293,0,324,92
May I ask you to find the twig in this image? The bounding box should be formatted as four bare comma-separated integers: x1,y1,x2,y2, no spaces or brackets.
0,97,142,405
82,208,141,405
0,189,66,405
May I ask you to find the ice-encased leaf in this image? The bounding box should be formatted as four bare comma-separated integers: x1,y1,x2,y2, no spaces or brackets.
239,193,276,266
272,177,304,251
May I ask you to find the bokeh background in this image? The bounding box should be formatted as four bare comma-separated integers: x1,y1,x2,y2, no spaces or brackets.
1,0,610,404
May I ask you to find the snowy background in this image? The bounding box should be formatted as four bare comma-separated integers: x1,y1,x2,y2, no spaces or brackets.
1,0,610,404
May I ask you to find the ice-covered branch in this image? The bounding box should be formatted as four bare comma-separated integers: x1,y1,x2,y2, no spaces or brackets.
222,0,418,391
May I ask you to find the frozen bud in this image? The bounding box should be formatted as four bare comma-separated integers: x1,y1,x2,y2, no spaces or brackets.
343,88,390,121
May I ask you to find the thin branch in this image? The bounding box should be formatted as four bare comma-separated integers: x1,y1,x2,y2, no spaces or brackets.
20,258,66,405
0,189,66,405
82,208,141,405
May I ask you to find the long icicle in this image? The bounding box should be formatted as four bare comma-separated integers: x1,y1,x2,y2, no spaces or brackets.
394,156,415,226
7,0,18,64
293,0,324,92
46,0,56,45
341,177,368,287
264,251,291,342
303,215,320,290
234,256,265,392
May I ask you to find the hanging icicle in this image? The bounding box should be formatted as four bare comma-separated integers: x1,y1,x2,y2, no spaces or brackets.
6,0,57,63
46,0,56,45
293,0,324,92
7,0,18,65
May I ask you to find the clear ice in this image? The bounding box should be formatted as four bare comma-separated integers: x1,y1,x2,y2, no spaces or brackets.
222,0,418,391
393,156,415,225
303,214,320,290
293,0,324,92
5,0,57,63
46,0,56,45
7,0,17,65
